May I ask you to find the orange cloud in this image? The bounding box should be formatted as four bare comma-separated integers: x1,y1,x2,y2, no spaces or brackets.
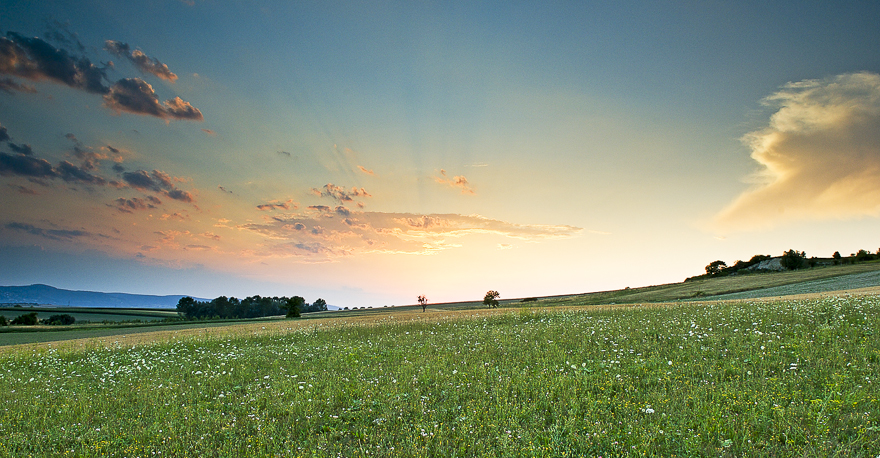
240,210,581,259
435,169,475,195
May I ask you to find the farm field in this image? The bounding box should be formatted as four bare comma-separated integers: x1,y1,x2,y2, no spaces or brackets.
0,294,877,456
0,306,178,324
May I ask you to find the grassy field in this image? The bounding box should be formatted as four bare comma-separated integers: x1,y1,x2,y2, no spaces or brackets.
0,293,877,456
0,306,179,323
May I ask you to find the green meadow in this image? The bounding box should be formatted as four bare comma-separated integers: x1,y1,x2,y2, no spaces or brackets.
1,294,878,457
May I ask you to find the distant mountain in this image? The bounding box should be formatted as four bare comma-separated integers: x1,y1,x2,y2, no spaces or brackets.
0,284,207,309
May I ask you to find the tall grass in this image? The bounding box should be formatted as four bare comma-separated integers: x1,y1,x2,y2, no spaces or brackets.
0,295,877,456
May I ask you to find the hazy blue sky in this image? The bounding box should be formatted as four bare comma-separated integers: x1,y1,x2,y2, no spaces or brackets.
2,1,880,306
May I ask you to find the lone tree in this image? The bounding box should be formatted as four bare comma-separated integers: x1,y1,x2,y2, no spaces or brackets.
418,295,428,312
483,290,500,308
285,296,304,318
705,260,727,276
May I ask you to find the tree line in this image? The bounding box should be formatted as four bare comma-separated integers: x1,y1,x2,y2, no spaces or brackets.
176,295,327,320
697,247,880,280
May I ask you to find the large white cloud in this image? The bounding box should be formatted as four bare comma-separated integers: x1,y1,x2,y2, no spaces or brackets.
715,72,880,230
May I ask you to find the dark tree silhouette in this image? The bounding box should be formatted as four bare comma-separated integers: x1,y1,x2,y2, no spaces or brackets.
705,260,727,276
483,290,500,308
418,295,427,312
286,296,304,318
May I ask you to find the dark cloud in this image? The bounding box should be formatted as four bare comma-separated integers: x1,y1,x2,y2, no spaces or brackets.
121,169,176,192
64,133,77,142
0,123,8,142
6,221,89,240
335,206,351,217
166,189,194,203
1,30,202,122
112,163,125,173
0,151,57,178
257,199,295,211
201,129,216,136
120,169,194,202
311,183,371,203
109,196,161,213
43,20,86,53
57,160,106,185
7,143,34,156
151,169,175,189
0,76,36,93
104,40,178,82
0,32,109,94
218,185,233,194
293,222,305,230
122,170,161,191
8,184,37,194
277,150,291,157
103,78,203,121
308,205,330,212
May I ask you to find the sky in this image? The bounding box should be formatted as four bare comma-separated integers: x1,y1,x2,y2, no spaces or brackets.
2,1,880,307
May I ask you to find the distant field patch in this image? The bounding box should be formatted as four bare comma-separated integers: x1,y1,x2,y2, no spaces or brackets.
0,307,177,323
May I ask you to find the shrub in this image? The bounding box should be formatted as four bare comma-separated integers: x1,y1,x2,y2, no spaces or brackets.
43,314,75,325
11,312,39,326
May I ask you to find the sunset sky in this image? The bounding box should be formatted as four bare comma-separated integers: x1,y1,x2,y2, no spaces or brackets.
2,1,880,307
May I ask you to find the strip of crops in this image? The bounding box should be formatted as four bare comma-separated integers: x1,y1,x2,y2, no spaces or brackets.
0,296,877,456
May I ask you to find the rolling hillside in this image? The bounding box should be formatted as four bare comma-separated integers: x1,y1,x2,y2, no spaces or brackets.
0,284,207,308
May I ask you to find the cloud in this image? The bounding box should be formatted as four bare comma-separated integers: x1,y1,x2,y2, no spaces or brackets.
9,184,37,194
109,196,161,213
715,72,880,230
122,169,195,203
57,160,107,185
0,31,202,121
0,123,8,142
218,185,233,194
435,169,475,195
241,210,581,258
0,151,57,178
0,76,36,93
0,32,109,94
257,199,295,211
5,221,89,241
104,40,178,82
7,142,34,156
357,165,375,176
43,20,85,53
103,78,203,121
202,129,216,136
277,150,291,157
122,170,163,191
311,183,371,203
166,188,194,203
